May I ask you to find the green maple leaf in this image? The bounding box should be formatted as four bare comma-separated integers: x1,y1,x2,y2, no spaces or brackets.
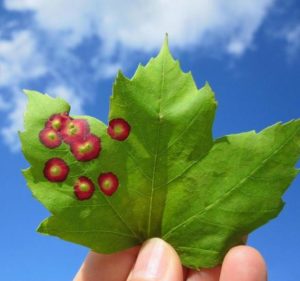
20,38,300,269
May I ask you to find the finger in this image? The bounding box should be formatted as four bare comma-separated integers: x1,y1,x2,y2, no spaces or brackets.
184,234,248,281
220,245,267,281
127,238,184,281
74,245,140,281
186,266,221,281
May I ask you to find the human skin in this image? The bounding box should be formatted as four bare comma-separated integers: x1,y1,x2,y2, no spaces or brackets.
74,238,267,281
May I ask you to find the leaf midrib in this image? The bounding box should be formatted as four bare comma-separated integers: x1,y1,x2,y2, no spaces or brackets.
147,52,166,237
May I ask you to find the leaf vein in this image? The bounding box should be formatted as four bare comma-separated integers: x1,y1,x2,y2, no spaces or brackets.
103,195,142,242
163,126,300,239
147,52,166,237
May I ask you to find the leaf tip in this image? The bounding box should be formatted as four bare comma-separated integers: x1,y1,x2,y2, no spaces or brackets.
116,69,128,81
22,89,41,98
203,81,218,108
37,222,47,234
37,218,51,235
22,89,30,96
164,32,169,46
17,130,23,140
158,33,173,59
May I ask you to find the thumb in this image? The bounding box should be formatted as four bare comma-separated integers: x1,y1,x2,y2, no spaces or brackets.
127,238,184,281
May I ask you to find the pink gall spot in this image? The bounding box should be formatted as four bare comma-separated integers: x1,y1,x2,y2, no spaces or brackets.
107,118,131,141
43,158,69,182
45,112,71,131
98,172,119,196
70,134,101,162
74,176,95,200
39,128,62,148
61,119,90,144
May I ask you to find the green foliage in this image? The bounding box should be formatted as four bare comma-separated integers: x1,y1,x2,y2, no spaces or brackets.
20,38,300,269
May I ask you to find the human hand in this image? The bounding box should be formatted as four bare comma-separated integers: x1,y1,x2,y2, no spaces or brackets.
74,238,267,281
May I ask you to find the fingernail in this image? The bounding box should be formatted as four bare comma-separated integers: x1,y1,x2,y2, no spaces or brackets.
129,238,170,280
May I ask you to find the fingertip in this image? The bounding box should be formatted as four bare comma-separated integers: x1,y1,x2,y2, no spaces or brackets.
128,238,184,281
220,245,267,281
186,266,221,281
227,245,267,272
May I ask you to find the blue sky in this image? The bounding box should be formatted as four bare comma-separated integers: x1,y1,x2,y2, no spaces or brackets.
0,0,299,280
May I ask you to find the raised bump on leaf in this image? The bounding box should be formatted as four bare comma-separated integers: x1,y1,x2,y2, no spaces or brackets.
107,118,131,141
45,112,71,131
43,158,69,182
74,176,95,200
70,134,101,161
39,128,62,148
61,119,90,144
98,172,119,196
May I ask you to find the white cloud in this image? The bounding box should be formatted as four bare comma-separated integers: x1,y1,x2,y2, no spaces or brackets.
0,30,85,151
4,0,275,56
285,24,300,59
0,30,83,152
4,0,96,47
1,91,27,152
0,30,47,151
0,95,10,110
46,85,84,115
1,0,277,152
0,30,47,87
92,60,122,80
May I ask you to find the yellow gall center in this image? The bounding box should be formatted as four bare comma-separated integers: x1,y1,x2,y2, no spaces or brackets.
69,123,78,135
52,120,61,130
79,142,92,153
48,132,56,140
114,125,123,135
79,183,89,192
50,165,61,176
103,180,112,189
